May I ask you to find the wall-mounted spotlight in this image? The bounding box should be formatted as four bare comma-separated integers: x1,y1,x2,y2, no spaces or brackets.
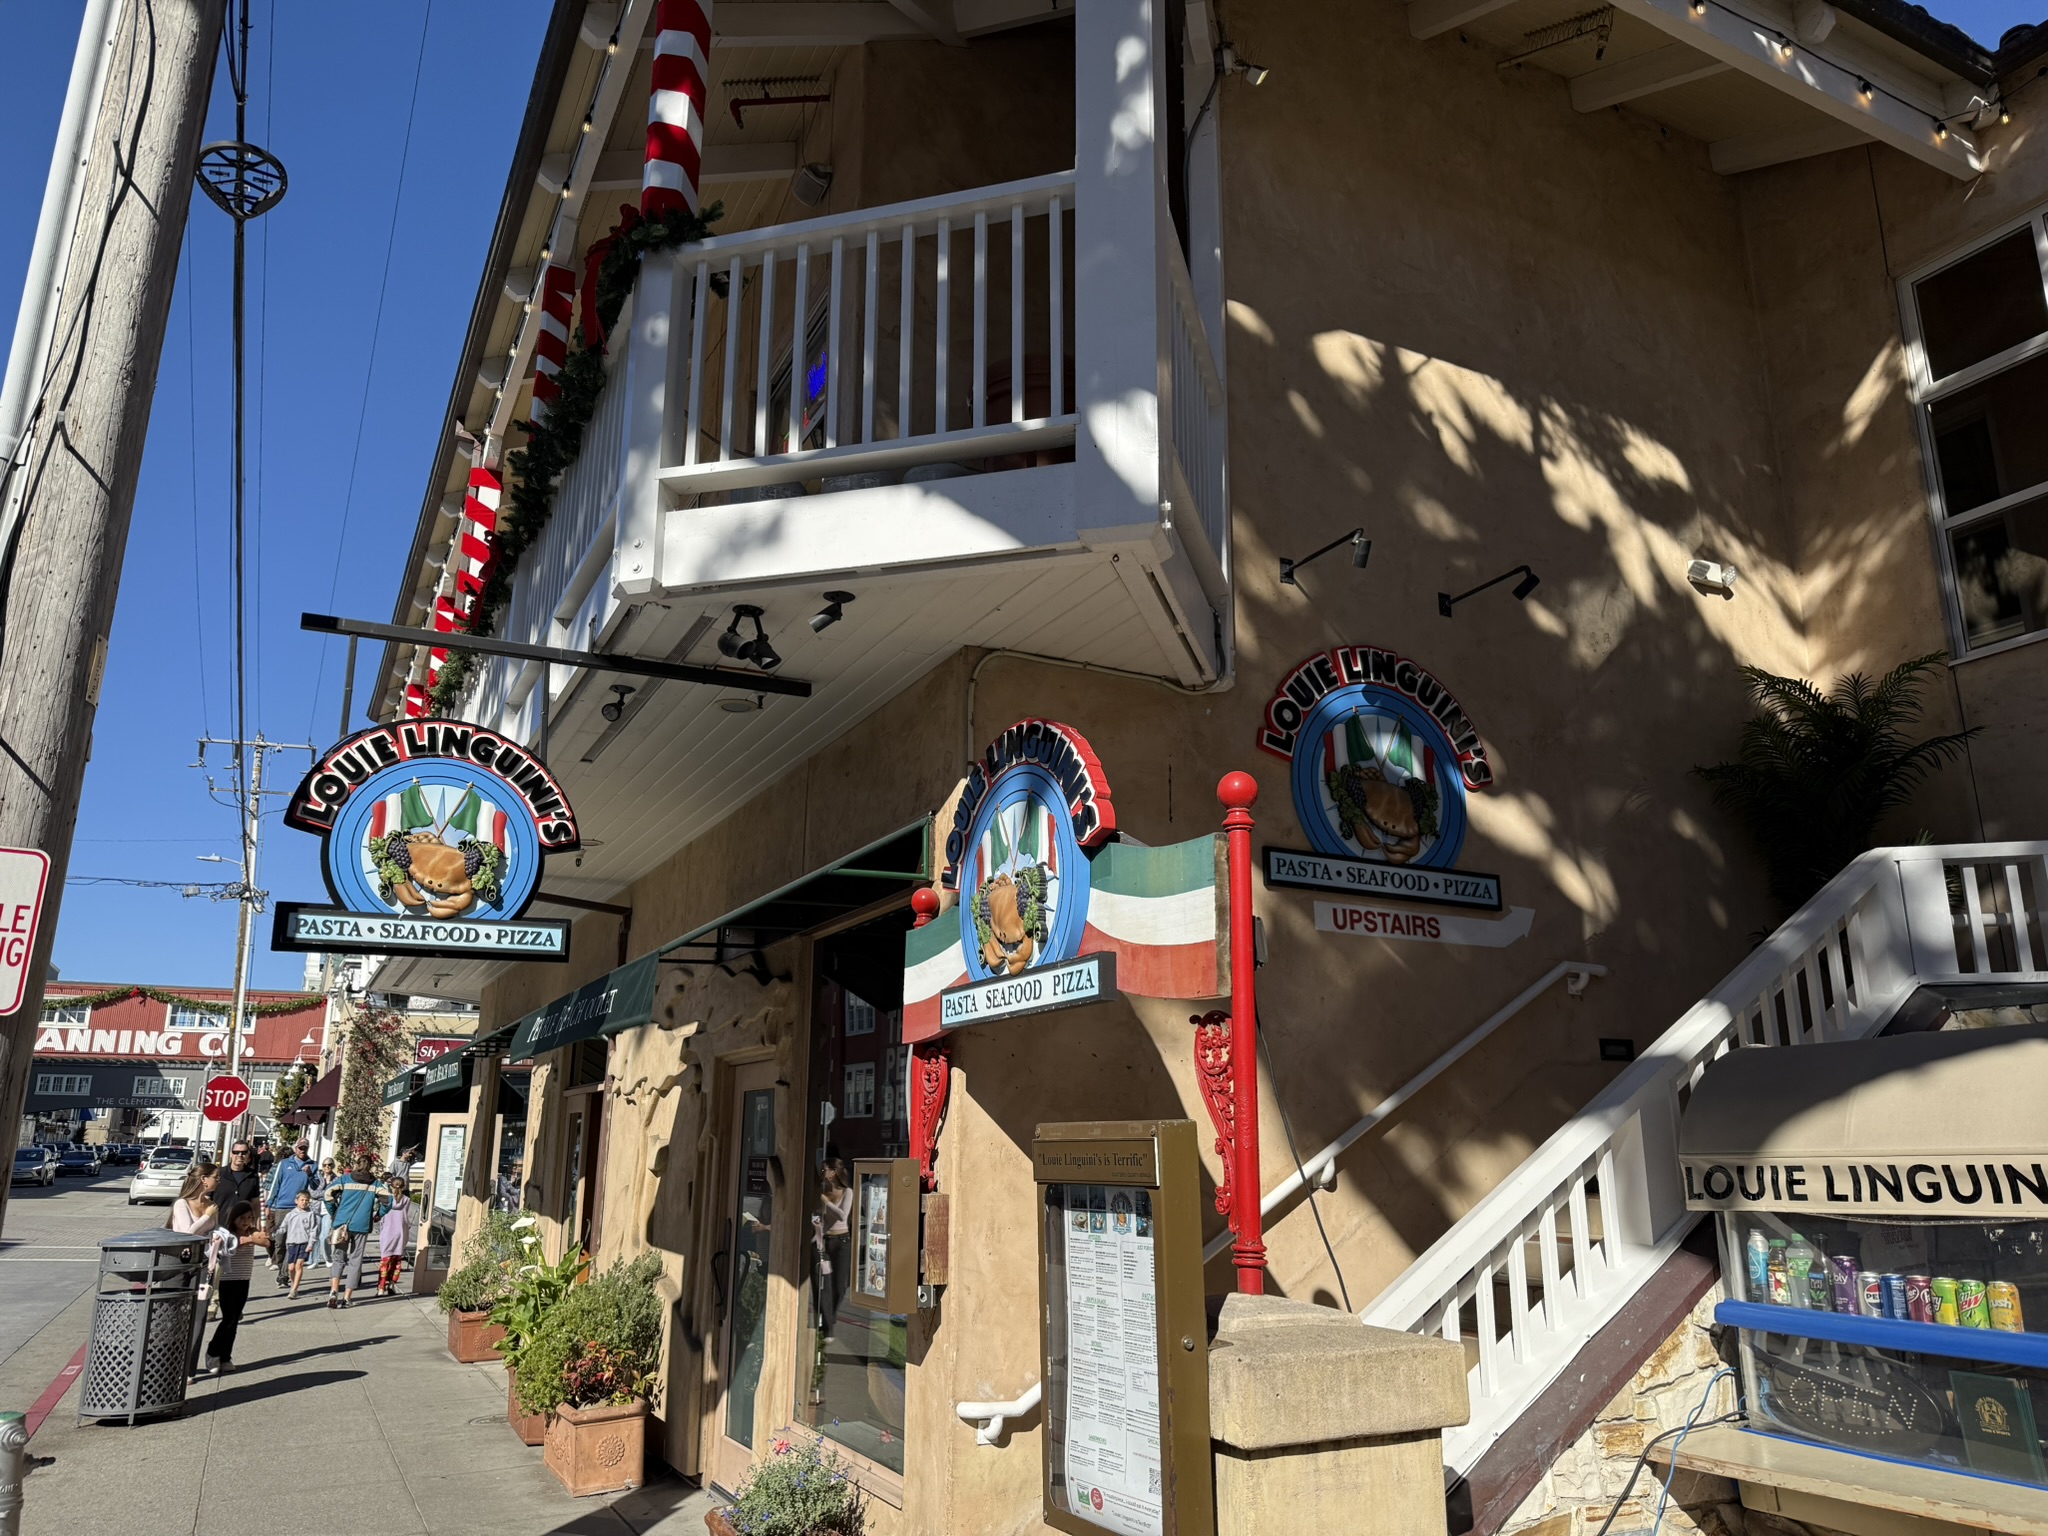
1219,44,1270,85
717,604,783,671
600,683,636,722
1279,528,1370,588
810,590,856,633
1686,559,1738,598
1438,564,1539,617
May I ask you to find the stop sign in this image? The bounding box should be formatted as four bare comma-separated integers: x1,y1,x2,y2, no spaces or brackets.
202,1075,251,1123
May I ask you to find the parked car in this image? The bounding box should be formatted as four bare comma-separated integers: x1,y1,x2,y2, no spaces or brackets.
109,1144,144,1165
11,1147,55,1187
127,1145,193,1205
54,1148,103,1178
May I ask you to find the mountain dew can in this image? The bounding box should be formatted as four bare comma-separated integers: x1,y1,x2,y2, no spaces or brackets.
1957,1279,1991,1329
1932,1276,1961,1325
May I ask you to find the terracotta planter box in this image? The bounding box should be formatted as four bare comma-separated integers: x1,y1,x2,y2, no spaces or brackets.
447,1308,506,1364
507,1366,547,1446
705,1511,738,1536
543,1398,647,1497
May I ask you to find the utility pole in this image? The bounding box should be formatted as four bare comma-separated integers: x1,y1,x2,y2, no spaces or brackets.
195,733,312,1157
0,0,228,1233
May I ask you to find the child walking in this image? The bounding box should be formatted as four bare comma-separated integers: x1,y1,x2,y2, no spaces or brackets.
376,1176,414,1296
277,1188,321,1297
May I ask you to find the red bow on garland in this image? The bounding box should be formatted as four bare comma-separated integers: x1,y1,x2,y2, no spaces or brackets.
580,203,643,353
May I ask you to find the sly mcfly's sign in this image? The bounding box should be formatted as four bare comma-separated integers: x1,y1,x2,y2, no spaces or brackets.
273,719,581,961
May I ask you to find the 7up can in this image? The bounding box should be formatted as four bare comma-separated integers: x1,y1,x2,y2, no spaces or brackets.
1931,1276,1961,1326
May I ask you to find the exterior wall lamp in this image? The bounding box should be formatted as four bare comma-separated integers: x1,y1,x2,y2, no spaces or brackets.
1437,564,1540,617
1279,528,1370,587
717,605,783,671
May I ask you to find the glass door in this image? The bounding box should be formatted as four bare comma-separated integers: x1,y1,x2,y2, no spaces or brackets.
710,1061,779,1492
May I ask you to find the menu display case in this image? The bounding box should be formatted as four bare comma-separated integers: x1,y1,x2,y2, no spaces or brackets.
1681,1025,2048,1491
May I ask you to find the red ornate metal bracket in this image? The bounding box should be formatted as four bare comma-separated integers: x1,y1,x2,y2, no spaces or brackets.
1190,1009,1235,1222
907,888,953,1191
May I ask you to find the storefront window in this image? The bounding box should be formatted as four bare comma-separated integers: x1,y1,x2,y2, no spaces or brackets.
727,1087,776,1450
796,914,916,1476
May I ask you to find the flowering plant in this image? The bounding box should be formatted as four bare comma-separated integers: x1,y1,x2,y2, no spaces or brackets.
726,1437,866,1536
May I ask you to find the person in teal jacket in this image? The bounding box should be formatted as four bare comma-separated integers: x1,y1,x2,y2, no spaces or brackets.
325,1156,390,1308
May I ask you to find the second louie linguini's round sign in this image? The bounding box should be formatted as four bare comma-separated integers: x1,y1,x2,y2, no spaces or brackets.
946,720,1115,983
1258,646,1491,870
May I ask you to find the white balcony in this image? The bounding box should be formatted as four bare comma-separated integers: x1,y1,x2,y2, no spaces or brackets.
449,0,1227,913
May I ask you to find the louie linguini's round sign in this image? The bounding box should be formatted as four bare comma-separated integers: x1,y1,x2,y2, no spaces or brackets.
273,719,581,961
1257,647,1505,913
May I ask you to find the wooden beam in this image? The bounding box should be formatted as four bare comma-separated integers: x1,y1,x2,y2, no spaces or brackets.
1570,44,1728,111
714,4,925,46
540,145,797,196
1708,118,1866,172
1409,0,1521,40
1602,0,1979,178
886,0,963,44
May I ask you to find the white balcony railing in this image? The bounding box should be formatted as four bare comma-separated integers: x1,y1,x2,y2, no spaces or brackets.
656,171,1077,497
1361,844,2048,1476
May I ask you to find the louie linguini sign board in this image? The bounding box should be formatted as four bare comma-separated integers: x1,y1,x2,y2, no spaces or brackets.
901,720,1228,1042
1258,646,1505,913
273,720,579,961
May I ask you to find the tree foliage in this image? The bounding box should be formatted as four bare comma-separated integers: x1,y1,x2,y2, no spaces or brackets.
1694,653,1977,911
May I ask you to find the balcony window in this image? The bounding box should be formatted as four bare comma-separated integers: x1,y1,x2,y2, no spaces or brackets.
42,1004,89,1027
1907,215,2048,655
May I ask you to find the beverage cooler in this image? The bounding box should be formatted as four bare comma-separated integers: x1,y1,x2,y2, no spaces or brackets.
1681,1024,2048,1490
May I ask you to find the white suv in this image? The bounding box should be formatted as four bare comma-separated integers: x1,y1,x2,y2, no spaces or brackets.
128,1145,195,1205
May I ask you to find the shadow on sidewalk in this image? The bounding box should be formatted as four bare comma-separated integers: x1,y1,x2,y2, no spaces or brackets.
554,1473,717,1535
229,1335,397,1373
194,1368,367,1412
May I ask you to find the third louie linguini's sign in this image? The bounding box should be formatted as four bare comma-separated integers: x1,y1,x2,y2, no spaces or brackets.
1265,848,1502,911
940,953,1115,1030
275,904,569,958
1314,900,1533,948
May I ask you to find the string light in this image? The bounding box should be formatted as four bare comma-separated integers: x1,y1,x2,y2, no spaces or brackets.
1856,77,1873,103
1933,116,1948,140
1688,0,1705,15
581,115,593,134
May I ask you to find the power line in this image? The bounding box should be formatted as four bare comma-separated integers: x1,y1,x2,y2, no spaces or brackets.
308,0,435,742
182,228,212,737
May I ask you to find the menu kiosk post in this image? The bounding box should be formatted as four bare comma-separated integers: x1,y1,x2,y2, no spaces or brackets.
1034,1119,1214,1536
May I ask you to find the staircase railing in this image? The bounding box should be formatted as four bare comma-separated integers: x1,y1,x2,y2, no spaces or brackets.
1361,843,2048,1476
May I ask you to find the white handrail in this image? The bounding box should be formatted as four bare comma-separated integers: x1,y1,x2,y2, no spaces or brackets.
1201,960,1608,1264
957,1380,1041,1446
1360,841,2048,1476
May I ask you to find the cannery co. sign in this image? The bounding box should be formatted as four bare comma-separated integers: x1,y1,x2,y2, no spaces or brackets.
272,719,580,961
1258,647,1505,913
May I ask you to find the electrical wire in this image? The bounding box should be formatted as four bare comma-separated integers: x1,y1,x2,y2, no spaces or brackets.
251,0,275,729
182,230,212,737
1591,1369,1738,1536
1256,1023,1352,1311
1650,1367,1735,1535
307,0,434,743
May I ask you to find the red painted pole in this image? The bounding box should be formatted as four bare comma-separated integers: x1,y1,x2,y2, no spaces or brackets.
1218,771,1265,1294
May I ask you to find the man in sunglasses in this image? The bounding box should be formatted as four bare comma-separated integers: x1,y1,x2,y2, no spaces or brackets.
219,1140,263,1214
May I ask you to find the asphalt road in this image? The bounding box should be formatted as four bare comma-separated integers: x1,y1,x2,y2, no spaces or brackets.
0,1163,168,1373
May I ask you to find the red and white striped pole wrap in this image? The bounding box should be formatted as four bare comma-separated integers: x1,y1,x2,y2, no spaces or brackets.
643,0,711,218
528,264,577,422
454,467,501,618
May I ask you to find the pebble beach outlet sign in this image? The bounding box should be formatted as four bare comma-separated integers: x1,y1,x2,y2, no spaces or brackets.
272,719,580,961
1258,646,1504,914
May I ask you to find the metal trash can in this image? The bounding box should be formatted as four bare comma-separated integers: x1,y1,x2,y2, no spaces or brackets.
78,1231,205,1423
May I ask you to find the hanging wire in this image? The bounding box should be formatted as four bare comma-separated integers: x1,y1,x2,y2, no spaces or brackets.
251,0,275,728
307,0,434,742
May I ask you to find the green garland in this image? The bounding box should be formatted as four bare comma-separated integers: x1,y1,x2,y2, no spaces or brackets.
428,202,723,714
44,984,324,1019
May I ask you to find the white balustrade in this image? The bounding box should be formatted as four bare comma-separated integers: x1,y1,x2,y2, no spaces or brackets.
1362,842,2048,1476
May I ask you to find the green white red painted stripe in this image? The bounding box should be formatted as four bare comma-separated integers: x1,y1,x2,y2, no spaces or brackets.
904,833,1227,1042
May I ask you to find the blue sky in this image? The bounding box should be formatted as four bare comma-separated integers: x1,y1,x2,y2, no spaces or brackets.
0,1,549,989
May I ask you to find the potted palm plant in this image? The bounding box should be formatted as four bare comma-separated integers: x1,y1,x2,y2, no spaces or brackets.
492,1219,588,1445
516,1252,665,1496
707,1437,867,1536
436,1207,521,1363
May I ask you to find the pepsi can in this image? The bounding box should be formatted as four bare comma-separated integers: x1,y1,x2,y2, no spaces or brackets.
1858,1271,1884,1317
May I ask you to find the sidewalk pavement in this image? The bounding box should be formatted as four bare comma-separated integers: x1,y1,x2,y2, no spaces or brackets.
11,1267,719,1536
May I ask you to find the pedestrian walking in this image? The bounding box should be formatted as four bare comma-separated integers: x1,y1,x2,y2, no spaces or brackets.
325,1157,389,1308
264,1139,317,1286
308,1157,336,1267
195,1200,271,1377
390,1145,417,1188
277,1188,320,1298
376,1176,415,1296
169,1164,220,1235
218,1138,262,1214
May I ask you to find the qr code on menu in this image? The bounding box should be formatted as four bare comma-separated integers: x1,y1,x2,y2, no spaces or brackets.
1148,1468,1161,1495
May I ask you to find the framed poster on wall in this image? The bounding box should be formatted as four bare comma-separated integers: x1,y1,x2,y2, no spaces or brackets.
847,1157,920,1314
1033,1120,1212,1536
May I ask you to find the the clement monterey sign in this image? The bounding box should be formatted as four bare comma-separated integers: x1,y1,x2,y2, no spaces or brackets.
273,719,581,962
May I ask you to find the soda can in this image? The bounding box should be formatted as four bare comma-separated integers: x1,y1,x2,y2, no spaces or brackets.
1957,1278,1991,1329
1881,1274,1911,1320
1988,1281,2025,1333
1746,1230,1772,1302
1932,1276,1961,1326
1905,1275,1934,1323
1829,1254,1860,1314
1858,1271,1884,1318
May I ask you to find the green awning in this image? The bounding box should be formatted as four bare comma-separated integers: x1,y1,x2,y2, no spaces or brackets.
381,1068,420,1106
421,1053,468,1095
508,952,660,1061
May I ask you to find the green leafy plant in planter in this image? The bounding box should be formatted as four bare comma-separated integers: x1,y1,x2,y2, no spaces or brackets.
492,1216,590,1380
437,1206,525,1314
724,1437,867,1536
515,1250,663,1418
1694,653,1978,912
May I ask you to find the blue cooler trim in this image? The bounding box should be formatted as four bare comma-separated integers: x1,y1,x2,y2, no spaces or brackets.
1717,1299,2048,1370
